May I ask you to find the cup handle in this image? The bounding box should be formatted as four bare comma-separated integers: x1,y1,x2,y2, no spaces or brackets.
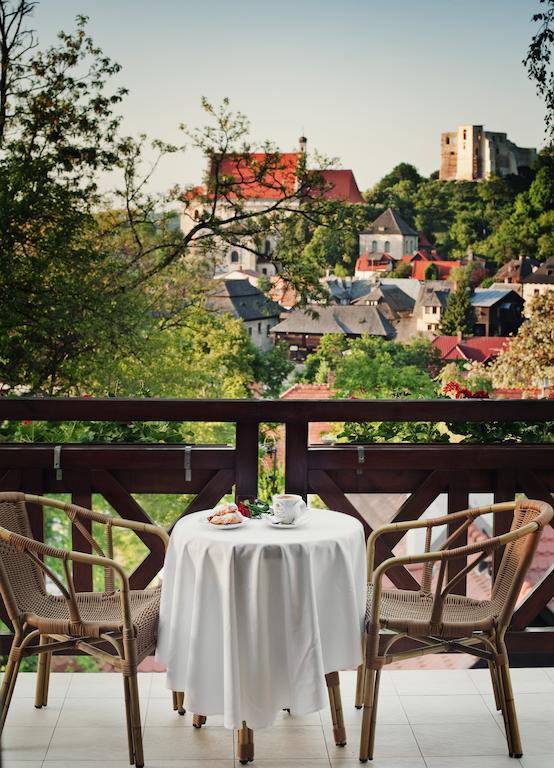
296,499,307,515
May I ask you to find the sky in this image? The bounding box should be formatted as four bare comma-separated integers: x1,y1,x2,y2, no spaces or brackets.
33,0,547,195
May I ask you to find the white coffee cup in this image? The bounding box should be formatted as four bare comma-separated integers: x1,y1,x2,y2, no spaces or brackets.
271,493,307,525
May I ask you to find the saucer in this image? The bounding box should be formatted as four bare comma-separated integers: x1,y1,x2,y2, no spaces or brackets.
265,515,305,528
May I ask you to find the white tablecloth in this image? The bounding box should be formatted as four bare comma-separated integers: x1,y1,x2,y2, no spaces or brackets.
156,507,366,729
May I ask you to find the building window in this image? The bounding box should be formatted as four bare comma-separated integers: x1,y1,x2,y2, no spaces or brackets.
463,129,467,140
193,209,200,221
432,306,438,315
231,250,239,263
262,267,267,275
247,327,252,337
371,240,377,252
264,239,271,255
445,137,450,145
266,324,271,336
257,322,262,334
384,241,390,253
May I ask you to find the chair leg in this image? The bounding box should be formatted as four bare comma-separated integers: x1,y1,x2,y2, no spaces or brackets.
237,720,254,765
359,667,379,762
0,642,22,734
192,713,207,728
35,635,52,708
488,659,502,711
127,673,145,768
325,671,346,746
123,675,136,766
355,663,365,709
355,633,367,709
497,653,522,758
368,669,381,760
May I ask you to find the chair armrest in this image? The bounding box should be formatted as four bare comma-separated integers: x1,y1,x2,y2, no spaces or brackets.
365,501,517,579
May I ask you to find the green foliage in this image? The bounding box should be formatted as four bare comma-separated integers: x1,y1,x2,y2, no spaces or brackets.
302,335,439,398
275,202,369,300
492,292,554,388
424,263,439,280
446,421,554,443
337,421,449,443
439,285,475,336
252,342,294,398
389,260,413,278
0,418,193,444
524,0,554,140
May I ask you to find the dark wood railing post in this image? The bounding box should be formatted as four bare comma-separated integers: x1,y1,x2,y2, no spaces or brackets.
447,474,469,595
285,420,308,500
71,475,93,592
235,420,259,502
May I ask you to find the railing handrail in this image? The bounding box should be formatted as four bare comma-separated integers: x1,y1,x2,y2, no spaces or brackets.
1,397,553,422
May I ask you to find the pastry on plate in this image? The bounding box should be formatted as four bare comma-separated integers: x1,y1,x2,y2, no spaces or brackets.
209,511,243,526
207,502,238,522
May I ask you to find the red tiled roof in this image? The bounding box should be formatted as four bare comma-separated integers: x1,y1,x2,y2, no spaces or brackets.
412,259,461,280
317,169,364,204
355,252,395,272
280,383,334,400
432,336,509,363
206,153,364,203
213,152,301,199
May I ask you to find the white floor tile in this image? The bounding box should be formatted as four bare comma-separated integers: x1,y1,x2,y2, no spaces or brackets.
390,669,478,696
65,671,151,699
329,760,425,768
247,761,330,768
400,693,494,723
1,761,44,768
483,691,554,721
518,721,554,755
520,757,554,768
325,724,421,760
1,725,55,761
2,697,63,727
56,695,146,727
425,758,522,768
468,667,554,695
2,671,72,699
412,721,508,756
143,725,235,760
252,726,328,759
321,694,407,725
144,697,224,727
45,726,131,761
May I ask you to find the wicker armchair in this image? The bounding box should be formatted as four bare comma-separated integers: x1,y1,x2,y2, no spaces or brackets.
0,491,169,768
356,499,553,763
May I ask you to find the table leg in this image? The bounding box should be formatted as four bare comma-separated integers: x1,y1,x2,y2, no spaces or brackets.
172,691,186,716
237,720,254,764
325,671,346,747
192,714,207,728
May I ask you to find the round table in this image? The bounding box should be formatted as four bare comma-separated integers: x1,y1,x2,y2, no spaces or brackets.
156,507,366,731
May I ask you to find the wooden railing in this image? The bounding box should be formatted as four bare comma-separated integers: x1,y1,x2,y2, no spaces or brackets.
1,397,553,659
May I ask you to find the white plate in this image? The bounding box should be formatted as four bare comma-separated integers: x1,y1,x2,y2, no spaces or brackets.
205,514,247,530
